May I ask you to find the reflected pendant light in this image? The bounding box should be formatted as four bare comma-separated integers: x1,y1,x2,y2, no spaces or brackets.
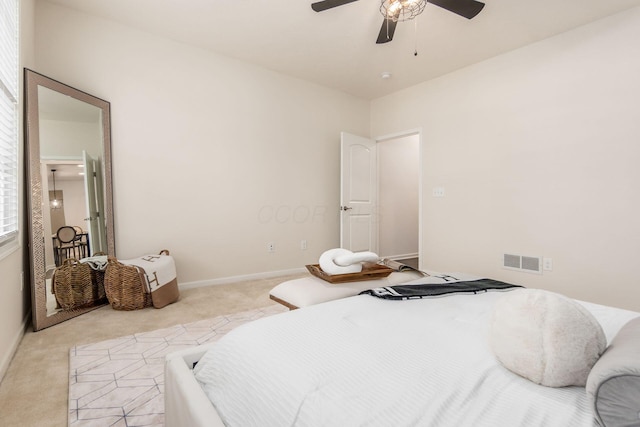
50,169,62,209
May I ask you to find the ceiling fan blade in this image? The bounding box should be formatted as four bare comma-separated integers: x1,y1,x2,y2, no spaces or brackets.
376,17,398,44
427,0,485,19
311,0,359,12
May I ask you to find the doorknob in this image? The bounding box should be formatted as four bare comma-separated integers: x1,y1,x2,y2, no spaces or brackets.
340,206,353,211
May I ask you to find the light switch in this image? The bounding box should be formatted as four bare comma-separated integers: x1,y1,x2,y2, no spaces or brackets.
432,187,445,197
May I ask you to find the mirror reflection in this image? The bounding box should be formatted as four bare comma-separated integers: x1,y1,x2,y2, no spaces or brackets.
25,69,114,330
38,86,108,316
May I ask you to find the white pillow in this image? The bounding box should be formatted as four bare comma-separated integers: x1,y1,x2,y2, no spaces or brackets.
489,288,606,387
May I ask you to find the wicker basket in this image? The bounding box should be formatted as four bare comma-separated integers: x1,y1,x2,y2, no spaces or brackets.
90,269,107,302
90,252,107,303
103,257,152,310
52,258,95,310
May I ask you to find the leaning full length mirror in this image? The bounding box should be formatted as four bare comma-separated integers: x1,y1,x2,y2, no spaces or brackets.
25,69,115,331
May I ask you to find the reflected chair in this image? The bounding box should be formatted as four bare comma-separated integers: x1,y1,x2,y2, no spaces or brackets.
72,225,85,247
55,226,89,265
72,226,91,257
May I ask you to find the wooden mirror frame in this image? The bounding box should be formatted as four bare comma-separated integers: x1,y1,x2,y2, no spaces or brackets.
24,69,115,331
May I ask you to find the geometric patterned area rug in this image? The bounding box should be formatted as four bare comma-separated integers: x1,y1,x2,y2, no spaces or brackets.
68,304,288,426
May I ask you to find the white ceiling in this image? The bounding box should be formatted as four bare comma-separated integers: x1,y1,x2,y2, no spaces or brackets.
44,0,640,99
48,164,84,182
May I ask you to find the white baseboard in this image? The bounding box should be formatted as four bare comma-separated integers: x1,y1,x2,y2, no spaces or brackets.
0,310,31,384
178,267,307,291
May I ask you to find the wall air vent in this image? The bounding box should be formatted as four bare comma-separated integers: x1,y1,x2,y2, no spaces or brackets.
503,253,542,274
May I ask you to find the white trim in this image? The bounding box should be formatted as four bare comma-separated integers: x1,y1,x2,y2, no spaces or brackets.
178,267,307,291
375,128,423,143
0,236,19,262
0,310,31,384
40,155,83,161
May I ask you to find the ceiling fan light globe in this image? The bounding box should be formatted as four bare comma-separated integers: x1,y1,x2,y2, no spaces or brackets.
387,2,401,15
380,0,426,22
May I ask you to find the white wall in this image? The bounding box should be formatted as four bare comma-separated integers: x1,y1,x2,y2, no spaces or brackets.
34,2,370,283
0,0,35,383
371,7,640,311
39,118,102,160
378,134,419,258
56,179,87,231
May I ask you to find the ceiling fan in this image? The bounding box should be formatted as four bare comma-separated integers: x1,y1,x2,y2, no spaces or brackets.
311,0,485,44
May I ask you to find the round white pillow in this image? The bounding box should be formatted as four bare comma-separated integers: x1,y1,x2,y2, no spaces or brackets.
489,288,606,387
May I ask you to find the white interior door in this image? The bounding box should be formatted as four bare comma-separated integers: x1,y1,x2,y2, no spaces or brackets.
340,132,378,252
93,157,107,253
83,151,102,255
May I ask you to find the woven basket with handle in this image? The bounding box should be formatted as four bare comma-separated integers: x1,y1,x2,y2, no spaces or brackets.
52,258,95,310
89,252,108,302
103,257,152,310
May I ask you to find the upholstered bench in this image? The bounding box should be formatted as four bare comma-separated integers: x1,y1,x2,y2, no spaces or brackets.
269,271,424,309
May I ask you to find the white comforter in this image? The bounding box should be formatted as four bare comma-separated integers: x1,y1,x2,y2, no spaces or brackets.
193,283,638,427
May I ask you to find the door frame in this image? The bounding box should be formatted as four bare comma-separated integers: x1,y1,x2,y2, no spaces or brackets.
375,128,423,268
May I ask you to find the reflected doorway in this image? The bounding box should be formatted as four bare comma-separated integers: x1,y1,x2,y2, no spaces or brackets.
377,133,420,262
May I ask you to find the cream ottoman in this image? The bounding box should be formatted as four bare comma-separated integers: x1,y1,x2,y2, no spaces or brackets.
269,271,423,309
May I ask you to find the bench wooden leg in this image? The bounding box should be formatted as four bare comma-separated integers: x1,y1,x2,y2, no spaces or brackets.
269,294,298,310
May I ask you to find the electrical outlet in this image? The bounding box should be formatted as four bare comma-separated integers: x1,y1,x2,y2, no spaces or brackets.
267,242,275,253
543,258,553,271
300,240,307,250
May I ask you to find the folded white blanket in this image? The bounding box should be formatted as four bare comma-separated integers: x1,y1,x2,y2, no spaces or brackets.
79,255,108,271
120,254,176,292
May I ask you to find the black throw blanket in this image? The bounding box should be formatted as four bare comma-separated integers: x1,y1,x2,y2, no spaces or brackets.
359,278,522,300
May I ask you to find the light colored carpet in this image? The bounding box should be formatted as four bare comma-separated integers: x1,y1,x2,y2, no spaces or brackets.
69,304,287,426
0,273,304,427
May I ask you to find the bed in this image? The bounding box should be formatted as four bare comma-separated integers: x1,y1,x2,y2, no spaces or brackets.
165,273,640,427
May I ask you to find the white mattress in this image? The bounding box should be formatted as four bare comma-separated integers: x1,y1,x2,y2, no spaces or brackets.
193,285,639,427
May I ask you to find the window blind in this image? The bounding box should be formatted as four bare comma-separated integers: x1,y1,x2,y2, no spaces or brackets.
0,0,18,245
